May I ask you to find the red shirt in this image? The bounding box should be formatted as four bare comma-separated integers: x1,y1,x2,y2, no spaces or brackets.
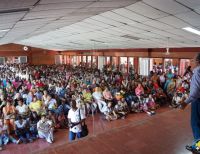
36,82,44,87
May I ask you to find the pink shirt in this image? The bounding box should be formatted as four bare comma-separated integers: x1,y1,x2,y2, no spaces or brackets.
135,86,144,96
103,91,112,100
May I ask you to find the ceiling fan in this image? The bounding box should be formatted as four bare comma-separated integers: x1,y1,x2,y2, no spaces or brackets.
163,37,175,56
165,47,170,55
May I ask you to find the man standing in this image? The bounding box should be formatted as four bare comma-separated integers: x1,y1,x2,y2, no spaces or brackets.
68,100,85,141
182,53,200,152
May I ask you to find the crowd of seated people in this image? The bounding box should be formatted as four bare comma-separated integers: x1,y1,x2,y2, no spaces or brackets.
0,63,192,150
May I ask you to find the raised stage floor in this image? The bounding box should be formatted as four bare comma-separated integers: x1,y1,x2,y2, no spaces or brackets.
3,106,192,154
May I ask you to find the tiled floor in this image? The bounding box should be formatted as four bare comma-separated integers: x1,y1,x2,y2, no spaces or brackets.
2,106,192,154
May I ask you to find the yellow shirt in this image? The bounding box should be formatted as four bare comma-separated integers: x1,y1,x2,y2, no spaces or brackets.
83,92,92,102
29,100,43,112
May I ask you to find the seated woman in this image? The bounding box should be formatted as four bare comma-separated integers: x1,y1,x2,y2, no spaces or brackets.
37,114,54,144
2,99,16,134
135,83,144,103
14,116,32,143
103,87,113,101
29,96,44,115
92,87,108,114
82,88,97,115
16,98,29,118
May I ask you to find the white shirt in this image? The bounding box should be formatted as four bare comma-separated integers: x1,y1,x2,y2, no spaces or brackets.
15,120,27,129
45,99,57,110
37,119,52,133
159,75,165,83
92,92,103,100
173,96,181,104
22,93,28,99
16,104,29,115
146,98,155,103
68,108,85,133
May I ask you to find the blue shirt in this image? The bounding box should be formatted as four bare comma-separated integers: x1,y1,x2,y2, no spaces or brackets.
186,66,200,104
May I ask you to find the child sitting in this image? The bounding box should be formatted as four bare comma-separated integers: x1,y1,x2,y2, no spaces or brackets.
139,96,155,116
0,118,19,150
130,96,140,113
37,114,54,144
104,102,118,121
171,92,182,108
114,98,128,119
146,94,157,110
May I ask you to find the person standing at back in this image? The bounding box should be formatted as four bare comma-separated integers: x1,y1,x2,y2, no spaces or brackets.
182,53,200,152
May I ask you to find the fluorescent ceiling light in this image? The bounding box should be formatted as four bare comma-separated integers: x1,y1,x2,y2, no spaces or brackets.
0,29,10,32
183,27,200,36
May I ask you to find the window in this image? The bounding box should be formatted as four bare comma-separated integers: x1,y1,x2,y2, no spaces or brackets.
71,56,79,66
98,56,105,70
128,57,134,73
150,58,163,73
92,56,97,68
87,56,92,67
19,56,27,63
0,57,5,64
164,59,178,73
180,59,191,76
77,56,82,66
120,57,128,73
139,58,149,76
83,56,86,63
55,55,62,64
112,57,118,70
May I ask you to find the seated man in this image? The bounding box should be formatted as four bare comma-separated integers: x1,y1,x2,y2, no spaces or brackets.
15,116,32,144
44,95,57,112
16,98,29,118
2,99,16,134
37,114,54,144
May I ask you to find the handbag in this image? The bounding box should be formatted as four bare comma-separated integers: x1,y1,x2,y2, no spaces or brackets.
79,109,88,137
